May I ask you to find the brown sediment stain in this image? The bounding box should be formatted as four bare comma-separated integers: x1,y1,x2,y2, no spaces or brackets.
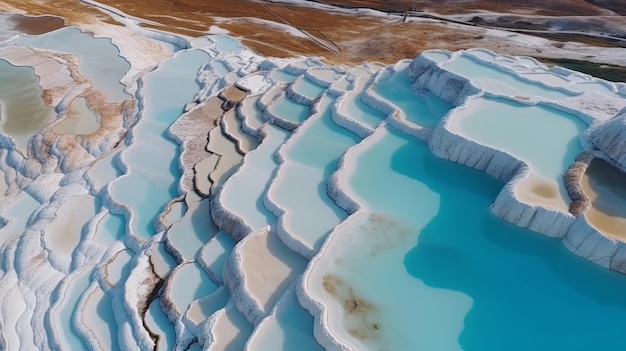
358,213,413,256
41,89,53,106
220,85,248,104
532,182,558,199
322,273,383,342
8,14,64,35
14,45,138,173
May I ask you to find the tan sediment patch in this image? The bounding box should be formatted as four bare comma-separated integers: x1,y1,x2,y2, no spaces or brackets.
358,213,413,256
322,273,383,342
220,85,248,104
44,194,98,255
169,97,223,194
581,158,626,239
8,14,64,35
51,97,101,135
240,230,307,313
515,174,569,211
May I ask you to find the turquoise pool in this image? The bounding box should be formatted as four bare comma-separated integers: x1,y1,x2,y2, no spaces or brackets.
304,125,626,350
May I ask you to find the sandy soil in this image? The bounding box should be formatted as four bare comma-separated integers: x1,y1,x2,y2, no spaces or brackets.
8,14,64,34
334,0,624,16
3,0,626,72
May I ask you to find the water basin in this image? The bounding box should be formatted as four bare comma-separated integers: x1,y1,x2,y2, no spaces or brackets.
443,54,573,99
220,125,288,230
305,125,626,350
581,158,626,239
0,58,54,151
52,97,101,135
374,67,452,128
341,78,386,129
10,27,131,102
292,77,326,100
271,96,359,255
450,96,585,209
268,97,310,124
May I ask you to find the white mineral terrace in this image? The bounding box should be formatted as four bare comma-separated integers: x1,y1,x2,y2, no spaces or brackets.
1,5,626,351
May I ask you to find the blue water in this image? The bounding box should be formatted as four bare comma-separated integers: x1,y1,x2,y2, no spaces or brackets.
443,55,573,100
342,79,386,129
273,96,359,253
269,97,310,124
167,197,218,261
310,125,626,350
145,297,176,350
422,50,450,63
213,35,244,53
94,290,120,351
220,125,288,230
292,78,326,100
93,212,125,246
247,287,323,351
110,49,208,240
169,262,218,314
401,136,626,350
271,70,299,83
374,68,452,128
456,97,586,181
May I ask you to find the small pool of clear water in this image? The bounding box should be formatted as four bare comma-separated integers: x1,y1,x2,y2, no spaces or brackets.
342,79,386,129
210,61,230,76
145,297,176,351
272,96,359,253
169,262,218,314
451,96,585,208
0,191,40,247
269,97,310,124
213,35,244,53
81,286,120,351
0,58,54,151
167,196,218,261
10,27,131,102
271,70,299,83
52,97,101,135
292,78,326,100
220,125,288,230
246,287,322,351
443,55,574,100
374,68,452,128
53,266,93,350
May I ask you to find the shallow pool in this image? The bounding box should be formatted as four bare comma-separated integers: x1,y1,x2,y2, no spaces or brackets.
0,58,54,150
443,55,573,100
271,96,359,254
374,67,451,128
10,27,131,102
109,49,208,240
451,96,585,209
